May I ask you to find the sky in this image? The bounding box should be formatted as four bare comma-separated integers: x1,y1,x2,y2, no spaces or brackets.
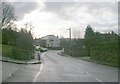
4,0,118,38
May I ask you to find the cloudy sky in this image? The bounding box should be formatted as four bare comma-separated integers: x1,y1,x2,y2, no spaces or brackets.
7,0,118,38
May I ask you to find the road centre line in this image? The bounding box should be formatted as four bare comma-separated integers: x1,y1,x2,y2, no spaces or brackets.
72,64,103,83
86,72,103,83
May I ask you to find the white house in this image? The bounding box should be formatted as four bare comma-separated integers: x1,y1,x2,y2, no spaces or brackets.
41,35,60,48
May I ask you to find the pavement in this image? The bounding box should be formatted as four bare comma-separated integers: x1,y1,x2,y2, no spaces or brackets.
2,62,41,82
1,51,43,83
2,62,21,82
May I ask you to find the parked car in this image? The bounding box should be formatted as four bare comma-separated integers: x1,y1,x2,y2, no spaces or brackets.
40,47,47,52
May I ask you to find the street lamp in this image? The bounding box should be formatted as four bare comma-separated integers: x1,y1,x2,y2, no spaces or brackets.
67,28,72,56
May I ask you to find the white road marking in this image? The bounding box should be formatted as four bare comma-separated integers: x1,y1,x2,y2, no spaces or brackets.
33,62,43,82
86,72,103,83
95,77,103,82
72,64,103,83
33,52,46,82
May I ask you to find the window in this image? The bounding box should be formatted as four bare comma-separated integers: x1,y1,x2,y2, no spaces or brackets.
50,39,54,42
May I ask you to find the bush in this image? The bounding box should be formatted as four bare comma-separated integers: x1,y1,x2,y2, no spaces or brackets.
64,46,89,57
2,28,34,60
2,44,32,60
90,42,118,66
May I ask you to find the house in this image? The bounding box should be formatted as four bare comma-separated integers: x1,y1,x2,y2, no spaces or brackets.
34,39,40,45
41,35,60,48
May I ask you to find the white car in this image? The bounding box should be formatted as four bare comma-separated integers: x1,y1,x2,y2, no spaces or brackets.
40,47,48,52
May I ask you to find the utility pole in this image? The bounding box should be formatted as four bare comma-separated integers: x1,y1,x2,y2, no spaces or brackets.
67,28,71,40
67,28,72,56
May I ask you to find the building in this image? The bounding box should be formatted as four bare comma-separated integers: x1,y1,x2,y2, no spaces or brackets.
34,38,40,46
41,35,60,48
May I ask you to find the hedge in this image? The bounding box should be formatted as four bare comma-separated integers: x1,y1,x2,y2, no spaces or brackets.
64,46,89,57
2,44,33,60
90,42,118,66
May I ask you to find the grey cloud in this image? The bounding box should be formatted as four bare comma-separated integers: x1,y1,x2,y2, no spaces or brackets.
11,2,39,20
43,2,117,20
84,2,117,13
90,23,117,28
44,0,75,2
43,2,79,20
90,23,118,33
43,2,118,34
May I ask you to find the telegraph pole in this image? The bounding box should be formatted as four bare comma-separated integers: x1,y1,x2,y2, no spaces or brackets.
67,28,72,56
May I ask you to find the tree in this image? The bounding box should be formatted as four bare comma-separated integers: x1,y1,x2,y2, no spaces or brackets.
1,2,16,44
1,2,16,28
84,25,95,39
94,32,101,44
84,25,95,56
0,1,2,28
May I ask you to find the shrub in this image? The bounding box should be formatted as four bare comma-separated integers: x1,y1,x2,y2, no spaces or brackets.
90,42,118,66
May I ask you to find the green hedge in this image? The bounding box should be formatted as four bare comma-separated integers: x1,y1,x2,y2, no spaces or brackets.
64,46,89,57
2,44,33,60
90,42,118,66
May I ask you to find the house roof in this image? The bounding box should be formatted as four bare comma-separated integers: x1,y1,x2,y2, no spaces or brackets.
41,35,58,40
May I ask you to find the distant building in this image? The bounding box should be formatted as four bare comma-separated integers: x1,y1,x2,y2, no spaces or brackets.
41,35,60,48
34,38,41,46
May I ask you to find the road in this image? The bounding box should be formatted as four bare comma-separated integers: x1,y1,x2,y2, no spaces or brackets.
35,50,118,82
4,50,118,82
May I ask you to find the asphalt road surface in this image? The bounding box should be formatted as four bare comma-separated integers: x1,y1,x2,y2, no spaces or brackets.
4,50,118,82
35,50,118,82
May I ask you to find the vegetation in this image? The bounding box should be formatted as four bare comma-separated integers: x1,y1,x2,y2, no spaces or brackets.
84,25,118,66
90,42,118,66
2,27,34,60
61,38,89,57
84,25,95,56
1,2,34,60
0,44,2,53
62,24,118,66
1,2,16,28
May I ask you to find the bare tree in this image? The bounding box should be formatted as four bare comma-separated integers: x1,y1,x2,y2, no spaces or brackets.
0,2,16,28
0,1,2,28
24,22,34,35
